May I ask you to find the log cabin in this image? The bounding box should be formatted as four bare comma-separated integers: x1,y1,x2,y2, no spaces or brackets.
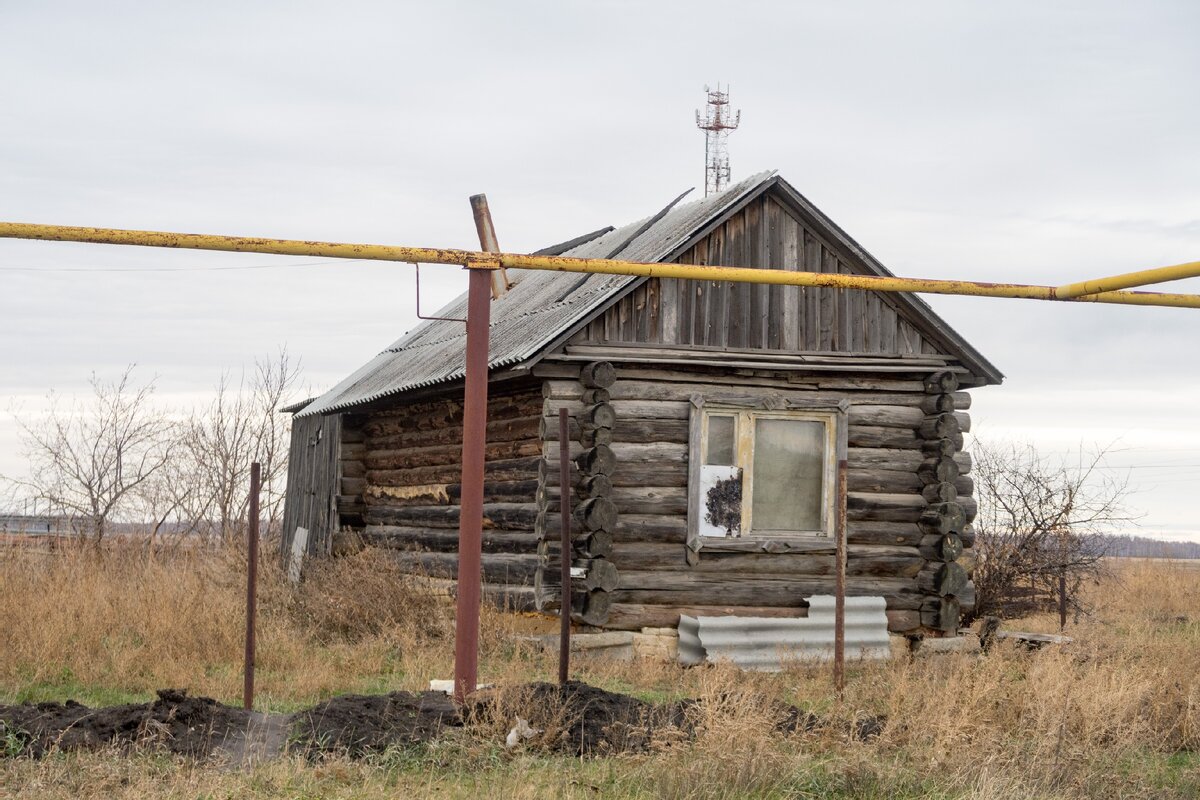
281,171,1003,635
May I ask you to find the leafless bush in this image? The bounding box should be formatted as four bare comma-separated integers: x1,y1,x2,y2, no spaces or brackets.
168,348,300,544
7,366,174,542
4,352,301,551
968,440,1137,625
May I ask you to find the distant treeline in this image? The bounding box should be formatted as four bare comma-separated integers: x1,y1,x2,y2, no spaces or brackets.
1104,533,1200,560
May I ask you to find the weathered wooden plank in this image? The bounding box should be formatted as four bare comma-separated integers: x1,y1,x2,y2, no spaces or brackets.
381,550,539,584
545,485,689,516
364,438,543,471
598,540,923,576
612,573,925,609
543,440,688,463
358,526,539,554
362,479,539,507
368,415,541,450
366,455,542,488
545,461,688,489
364,502,539,531
364,390,541,436
847,492,927,522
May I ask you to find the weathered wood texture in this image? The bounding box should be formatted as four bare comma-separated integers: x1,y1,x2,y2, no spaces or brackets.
280,411,343,564
356,383,545,603
533,365,620,625
569,193,945,357
537,365,976,634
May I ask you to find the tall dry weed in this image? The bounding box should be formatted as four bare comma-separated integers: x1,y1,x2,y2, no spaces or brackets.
0,544,458,706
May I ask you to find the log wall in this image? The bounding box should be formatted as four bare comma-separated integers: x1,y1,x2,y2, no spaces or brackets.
354,382,545,611
534,361,974,634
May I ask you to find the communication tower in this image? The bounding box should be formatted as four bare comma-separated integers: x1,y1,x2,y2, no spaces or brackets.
695,84,741,196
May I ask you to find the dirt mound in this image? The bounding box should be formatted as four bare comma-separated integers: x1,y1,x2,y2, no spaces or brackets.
0,689,263,759
292,691,461,757
474,680,689,756
0,682,882,761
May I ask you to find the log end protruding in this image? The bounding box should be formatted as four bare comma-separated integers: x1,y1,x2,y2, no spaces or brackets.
582,387,611,405
919,501,967,536
576,444,617,476
918,413,961,441
572,588,614,626
918,456,961,486
922,596,961,631
921,482,958,504
584,402,617,431
575,496,618,532
923,371,960,395
580,361,617,389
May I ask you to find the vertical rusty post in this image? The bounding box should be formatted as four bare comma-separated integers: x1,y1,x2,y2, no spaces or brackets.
558,408,572,685
244,461,261,711
833,419,848,697
454,195,497,703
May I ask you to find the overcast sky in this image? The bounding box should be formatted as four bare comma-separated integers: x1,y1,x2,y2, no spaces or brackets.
2,2,1197,539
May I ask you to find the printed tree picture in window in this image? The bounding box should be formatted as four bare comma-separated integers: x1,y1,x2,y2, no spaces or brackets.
702,467,742,537
699,414,742,537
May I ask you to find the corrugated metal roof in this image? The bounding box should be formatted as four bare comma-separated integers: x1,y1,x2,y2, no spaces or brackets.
677,596,891,671
299,172,775,416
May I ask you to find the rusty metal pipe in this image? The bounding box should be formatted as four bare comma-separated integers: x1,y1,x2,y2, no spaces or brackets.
453,196,500,704
1055,258,1200,299
244,461,261,711
452,267,491,703
2,221,1199,308
558,408,571,685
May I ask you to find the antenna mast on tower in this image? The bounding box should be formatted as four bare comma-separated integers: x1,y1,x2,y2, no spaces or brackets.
695,84,741,196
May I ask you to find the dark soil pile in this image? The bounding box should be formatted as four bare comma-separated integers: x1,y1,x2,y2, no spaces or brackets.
0,689,260,759
473,680,690,756
0,682,883,761
292,691,462,757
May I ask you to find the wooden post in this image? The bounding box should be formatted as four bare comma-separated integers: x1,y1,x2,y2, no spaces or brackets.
243,461,260,711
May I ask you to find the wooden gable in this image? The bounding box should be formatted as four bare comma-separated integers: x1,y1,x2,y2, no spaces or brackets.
568,185,958,362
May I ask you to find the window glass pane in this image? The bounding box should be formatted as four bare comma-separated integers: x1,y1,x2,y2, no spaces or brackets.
751,418,824,532
705,415,736,465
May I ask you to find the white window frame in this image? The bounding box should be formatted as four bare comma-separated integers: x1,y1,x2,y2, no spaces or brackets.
686,394,848,561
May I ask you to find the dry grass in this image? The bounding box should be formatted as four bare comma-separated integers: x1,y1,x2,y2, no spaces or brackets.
2,546,1200,798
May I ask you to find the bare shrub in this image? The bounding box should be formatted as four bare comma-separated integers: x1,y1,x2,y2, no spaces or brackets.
175,349,300,544
7,367,174,542
968,440,1136,625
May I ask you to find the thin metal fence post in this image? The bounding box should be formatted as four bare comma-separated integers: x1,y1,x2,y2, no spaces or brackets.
244,461,261,711
558,409,572,684
834,418,848,696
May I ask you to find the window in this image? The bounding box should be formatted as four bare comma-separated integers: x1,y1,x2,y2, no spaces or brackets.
693,406,839,541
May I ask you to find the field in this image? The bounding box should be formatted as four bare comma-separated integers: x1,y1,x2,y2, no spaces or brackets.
2,546,1199,799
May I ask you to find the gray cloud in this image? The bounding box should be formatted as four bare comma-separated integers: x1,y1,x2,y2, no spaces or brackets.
2,0,1198,536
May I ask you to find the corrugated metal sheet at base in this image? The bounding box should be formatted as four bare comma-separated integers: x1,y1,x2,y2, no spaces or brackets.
678,595,890,671
297,172,777,417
